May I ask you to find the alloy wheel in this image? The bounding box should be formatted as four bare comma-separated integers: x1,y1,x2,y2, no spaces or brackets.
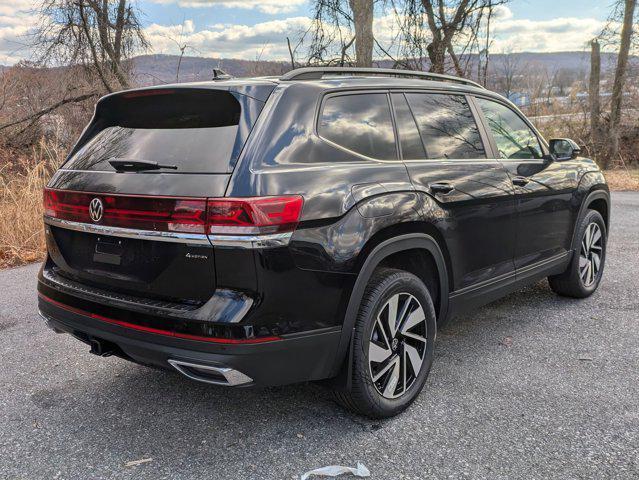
580,222,603,287
368,293,427,399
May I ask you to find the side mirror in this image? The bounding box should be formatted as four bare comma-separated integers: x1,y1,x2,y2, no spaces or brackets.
549,138,581,161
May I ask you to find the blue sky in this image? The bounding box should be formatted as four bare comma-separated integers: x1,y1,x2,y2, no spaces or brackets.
139,0,609,27
0,0,615,64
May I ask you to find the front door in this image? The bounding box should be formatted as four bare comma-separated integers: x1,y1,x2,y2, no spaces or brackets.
472,97,577,270
391,91,516,293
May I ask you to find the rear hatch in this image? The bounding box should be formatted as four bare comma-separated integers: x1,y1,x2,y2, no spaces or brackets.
43,84,274,304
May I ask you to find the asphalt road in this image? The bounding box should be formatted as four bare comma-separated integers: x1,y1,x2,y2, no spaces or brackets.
1,193,638,480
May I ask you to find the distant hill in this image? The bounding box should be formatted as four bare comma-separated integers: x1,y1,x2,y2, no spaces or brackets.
131,54,289,85
488,51,620,72
130,51,623,86
2,51,626,86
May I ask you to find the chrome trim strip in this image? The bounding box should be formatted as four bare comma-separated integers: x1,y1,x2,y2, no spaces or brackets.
44,216,293,248
207,232,293,248
43,216,211,245
168,359,253,386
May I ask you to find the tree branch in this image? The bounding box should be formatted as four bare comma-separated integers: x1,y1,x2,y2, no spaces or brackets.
0,92,98,132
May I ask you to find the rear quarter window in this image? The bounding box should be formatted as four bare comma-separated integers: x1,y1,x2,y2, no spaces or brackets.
318,93,397,160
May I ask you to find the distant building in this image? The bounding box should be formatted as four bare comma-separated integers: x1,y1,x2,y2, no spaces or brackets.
508,92,531,107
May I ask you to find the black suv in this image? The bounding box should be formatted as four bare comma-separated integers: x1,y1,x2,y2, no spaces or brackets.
38,67,610,418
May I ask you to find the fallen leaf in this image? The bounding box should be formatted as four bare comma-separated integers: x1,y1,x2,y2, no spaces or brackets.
500,336,513,347
125,458,153,467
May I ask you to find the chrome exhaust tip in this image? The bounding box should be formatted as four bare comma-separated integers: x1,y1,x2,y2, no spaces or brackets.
168,359,253,386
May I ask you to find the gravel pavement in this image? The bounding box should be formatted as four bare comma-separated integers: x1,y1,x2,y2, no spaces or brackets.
1,192,638,479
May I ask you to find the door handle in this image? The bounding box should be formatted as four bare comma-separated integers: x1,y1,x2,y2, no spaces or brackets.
512,176,530,187
429,182,455,194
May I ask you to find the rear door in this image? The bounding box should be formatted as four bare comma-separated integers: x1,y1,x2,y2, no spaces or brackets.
44,87,270,303
472,96,577,269
392,91,516,293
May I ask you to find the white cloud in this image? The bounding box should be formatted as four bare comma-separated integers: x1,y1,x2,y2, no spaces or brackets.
148,0,307,15
493,4,514,21
491,16,605,53
484,6,605,53
0,0,36,65
143,9,608,63
145,17,312,59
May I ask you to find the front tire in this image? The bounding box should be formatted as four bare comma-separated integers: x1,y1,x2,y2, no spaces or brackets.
548,209,607,298
333,268,437,418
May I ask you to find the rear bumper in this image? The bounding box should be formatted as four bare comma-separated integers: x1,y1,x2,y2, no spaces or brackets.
38,295,342,387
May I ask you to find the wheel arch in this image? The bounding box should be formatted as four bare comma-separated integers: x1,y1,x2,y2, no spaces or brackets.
585,193,610,231
573,183,610,247
328,233,449,380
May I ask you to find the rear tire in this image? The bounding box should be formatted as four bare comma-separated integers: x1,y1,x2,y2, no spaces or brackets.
333,268,437,418
548,209,607,298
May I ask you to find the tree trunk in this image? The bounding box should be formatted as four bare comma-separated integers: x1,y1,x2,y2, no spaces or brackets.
422,0,445,73
589,39,601,161
422,0,471,74
608,0,637,164
427,41,446,74
349,0,374,67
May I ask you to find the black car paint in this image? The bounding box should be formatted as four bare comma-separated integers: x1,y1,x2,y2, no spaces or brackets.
39,76,609,387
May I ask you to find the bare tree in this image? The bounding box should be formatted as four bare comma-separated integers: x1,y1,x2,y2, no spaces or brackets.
424,0,471,74
607,0,637,164
0,63,98,144
589,39,602,154
164,24,200,83
34,0,148,93
475,0,494,86
499,50,520,98
306,0,373,66
393,0,509,76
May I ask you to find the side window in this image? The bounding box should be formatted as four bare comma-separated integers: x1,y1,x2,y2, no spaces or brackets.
391,93,427,160
406,93,486,160
318,93,397,160
476,98,543,160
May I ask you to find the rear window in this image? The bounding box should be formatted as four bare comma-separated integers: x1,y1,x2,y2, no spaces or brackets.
64,89,262,173
318,93,397,160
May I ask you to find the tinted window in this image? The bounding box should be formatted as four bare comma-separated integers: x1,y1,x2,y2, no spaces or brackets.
64,89,259,173
392,93,426,160
476,98,543,160
319,93,397,160
406,93,485,160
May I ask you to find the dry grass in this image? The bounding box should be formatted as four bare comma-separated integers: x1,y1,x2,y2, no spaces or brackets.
0,140,63,268
604,168,639,192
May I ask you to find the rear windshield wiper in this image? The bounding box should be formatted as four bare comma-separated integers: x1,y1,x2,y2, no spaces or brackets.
108,159,178,172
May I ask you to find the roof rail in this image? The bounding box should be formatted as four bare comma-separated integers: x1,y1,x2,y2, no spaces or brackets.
279,67,484,89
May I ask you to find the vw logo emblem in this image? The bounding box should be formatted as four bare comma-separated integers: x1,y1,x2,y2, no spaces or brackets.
89,198,103,223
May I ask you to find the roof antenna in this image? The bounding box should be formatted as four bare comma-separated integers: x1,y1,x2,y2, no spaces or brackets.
212,69,232,81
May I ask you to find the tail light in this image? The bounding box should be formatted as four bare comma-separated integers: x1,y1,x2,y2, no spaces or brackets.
207,196,304,235
43,189,303,237
43,189,208,234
